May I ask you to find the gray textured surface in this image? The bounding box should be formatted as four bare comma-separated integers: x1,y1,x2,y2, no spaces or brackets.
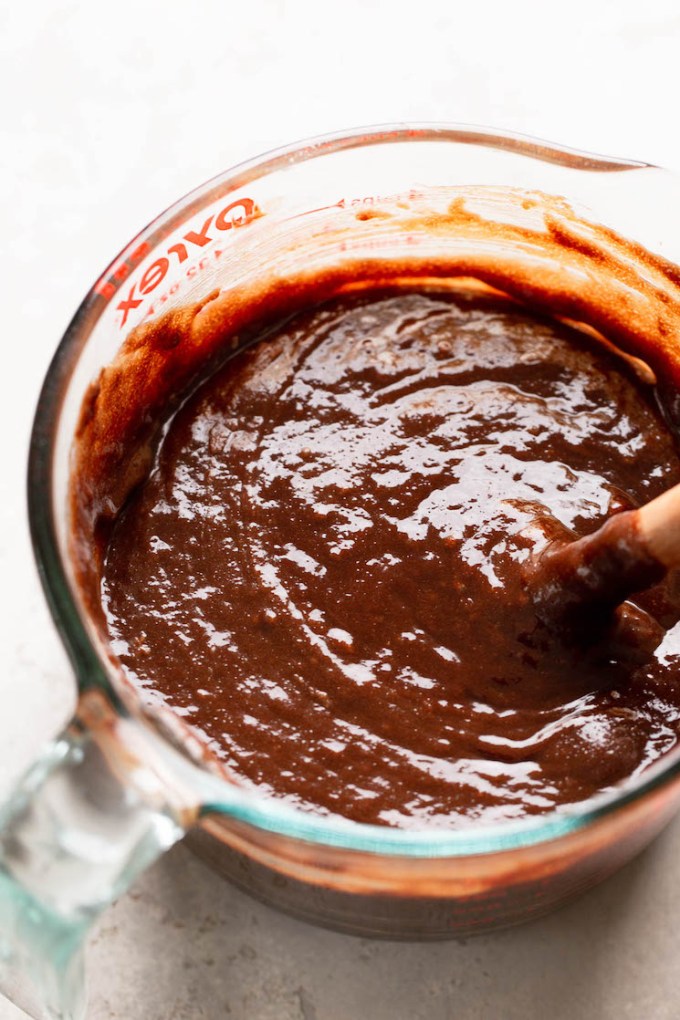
85,827,680,1020
3,1,680,1016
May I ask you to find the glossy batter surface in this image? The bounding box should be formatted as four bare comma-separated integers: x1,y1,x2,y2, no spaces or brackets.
102,292,680,828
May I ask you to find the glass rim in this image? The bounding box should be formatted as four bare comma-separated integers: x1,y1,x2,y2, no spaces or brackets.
26,121,680,859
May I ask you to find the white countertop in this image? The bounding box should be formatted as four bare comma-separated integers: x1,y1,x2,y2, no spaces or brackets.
3,1,680,1016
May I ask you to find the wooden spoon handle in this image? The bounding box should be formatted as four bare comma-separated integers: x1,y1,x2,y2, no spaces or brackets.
529,504,669,628
637,481,680,570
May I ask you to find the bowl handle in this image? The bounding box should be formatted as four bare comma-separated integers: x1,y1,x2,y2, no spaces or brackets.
0,688,198,1019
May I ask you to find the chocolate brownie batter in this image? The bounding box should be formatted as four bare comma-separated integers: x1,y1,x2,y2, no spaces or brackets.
99,289,680,828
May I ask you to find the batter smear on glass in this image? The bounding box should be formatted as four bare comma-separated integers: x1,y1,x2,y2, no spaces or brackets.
102,290,680,829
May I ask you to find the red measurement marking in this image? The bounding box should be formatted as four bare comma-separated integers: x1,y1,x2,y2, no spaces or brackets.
94,198,258,327
144,247,225,320
337,188,423,209
94,241,150,300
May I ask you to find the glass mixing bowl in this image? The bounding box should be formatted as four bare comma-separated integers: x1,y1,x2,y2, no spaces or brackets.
3,124,680,1020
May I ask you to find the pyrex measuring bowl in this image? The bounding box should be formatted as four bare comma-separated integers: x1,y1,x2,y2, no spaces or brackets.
3,125,680,1020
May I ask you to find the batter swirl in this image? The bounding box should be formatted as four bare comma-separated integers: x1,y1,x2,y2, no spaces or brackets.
102,291,680,828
